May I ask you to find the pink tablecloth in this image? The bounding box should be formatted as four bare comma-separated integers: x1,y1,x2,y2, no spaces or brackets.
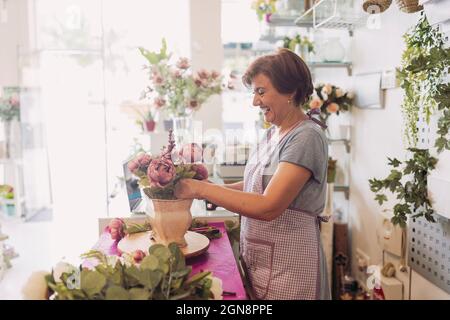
88,222,247,300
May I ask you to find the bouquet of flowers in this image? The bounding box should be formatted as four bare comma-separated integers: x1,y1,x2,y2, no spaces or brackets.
21,242,223,300
0,93,20,122
139,39,224,118
127,130,208,200
304,83,354,124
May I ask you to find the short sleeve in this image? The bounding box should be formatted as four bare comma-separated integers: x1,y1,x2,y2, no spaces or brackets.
279,127,328,184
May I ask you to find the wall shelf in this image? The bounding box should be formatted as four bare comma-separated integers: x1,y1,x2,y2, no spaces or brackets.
308,62,353,76
334,185,350,200
329,138,351,153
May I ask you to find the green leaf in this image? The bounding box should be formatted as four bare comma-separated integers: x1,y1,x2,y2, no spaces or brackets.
388,157,402,168
105,286,129,300
140,255,159,271
375,194,388,206
129,288,151,300
80,270,107,297
149,244,171,262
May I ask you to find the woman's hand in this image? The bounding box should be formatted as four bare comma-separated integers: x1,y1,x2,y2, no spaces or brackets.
174,179,205,200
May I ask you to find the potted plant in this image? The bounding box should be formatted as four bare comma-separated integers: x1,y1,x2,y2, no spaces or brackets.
251,0,277,22
0,185,14,217
127,130,208,247
0,91,20,159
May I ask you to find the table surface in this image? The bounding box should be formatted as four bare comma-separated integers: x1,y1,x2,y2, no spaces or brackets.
87,222,247,300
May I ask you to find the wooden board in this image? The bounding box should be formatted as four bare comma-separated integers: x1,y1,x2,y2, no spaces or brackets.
117,231,210,258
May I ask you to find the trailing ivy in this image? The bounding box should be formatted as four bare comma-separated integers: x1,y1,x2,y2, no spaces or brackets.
397,14,450,148
369,148,438,228
435,83,450,152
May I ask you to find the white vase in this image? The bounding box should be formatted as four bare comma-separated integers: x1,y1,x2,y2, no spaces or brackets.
323,37,346,63
143,193,193,248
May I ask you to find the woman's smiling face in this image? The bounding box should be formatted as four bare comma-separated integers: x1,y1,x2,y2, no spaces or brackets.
251,73,293,126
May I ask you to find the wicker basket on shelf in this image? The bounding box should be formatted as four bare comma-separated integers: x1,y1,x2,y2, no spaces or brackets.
363,0,393,14
395,0,423,13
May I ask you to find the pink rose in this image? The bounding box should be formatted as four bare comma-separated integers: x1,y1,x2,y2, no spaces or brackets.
147,157,176,187
176,57,190,70
132,250,146,263
179,143,203,163
327,103,340,113
192,164,208,180
310,98,323,110
106,218,125,241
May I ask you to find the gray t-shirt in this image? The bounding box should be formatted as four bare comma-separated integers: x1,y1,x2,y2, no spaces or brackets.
262,120,328,214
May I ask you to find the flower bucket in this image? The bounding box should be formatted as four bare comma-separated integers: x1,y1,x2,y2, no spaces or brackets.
143,193,193,247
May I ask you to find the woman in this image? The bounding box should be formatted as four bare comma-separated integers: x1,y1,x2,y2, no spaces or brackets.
175,48,330,300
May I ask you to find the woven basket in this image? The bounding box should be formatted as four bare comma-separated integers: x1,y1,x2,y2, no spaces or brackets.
395,0,423,13
363,0,393,14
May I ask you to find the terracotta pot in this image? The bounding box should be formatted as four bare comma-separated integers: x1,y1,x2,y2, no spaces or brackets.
144,195,193,247
145,120,156,132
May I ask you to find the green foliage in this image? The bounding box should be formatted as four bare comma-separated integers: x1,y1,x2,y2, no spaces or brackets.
397,14,450,147
369,148,437,228
47,243,215,300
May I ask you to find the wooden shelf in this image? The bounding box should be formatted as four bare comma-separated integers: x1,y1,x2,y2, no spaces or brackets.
334,185,350,200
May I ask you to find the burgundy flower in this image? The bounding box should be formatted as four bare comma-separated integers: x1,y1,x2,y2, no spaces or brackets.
194,77,202,87
132,250,146,263
147,157,176,187
192,164,208,180
106,218,125,241
179,143,203,163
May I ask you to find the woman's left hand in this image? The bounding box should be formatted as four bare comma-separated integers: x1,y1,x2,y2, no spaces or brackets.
174,179,204,199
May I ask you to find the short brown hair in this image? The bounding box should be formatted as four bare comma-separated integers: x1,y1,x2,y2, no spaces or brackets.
242,48,313,107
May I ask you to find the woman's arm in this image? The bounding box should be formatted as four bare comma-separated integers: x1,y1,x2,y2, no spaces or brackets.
223,181,244,191
174,162,311,221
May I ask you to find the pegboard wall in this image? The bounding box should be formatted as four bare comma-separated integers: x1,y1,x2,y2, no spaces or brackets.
408,216,450,294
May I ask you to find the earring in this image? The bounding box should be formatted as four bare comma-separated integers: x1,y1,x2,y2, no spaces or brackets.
288,99,291,105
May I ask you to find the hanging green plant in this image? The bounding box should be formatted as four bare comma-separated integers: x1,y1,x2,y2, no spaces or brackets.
369,148,437,228
397,14,450,148
434,83,450,152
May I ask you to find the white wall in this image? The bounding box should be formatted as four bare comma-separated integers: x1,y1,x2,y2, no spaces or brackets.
346,7,450,299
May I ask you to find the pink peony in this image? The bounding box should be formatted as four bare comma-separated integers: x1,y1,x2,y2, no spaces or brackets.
176,57,190,70
179,143,203,163
132,250,146,263
128,153,152,175
192,164,208,180
147,157,176,187
310,98,323,110
106,218,125,241
327,103,340,113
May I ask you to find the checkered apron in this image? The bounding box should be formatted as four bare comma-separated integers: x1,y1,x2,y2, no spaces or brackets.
240,122,328,300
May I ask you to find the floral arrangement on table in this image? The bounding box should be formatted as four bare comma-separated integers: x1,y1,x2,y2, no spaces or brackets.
21,242,223,300
251,0,277,22
0,93,20,122
303,83,354,124
0,184,14,200
139,39,225,118
127,130,207,200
